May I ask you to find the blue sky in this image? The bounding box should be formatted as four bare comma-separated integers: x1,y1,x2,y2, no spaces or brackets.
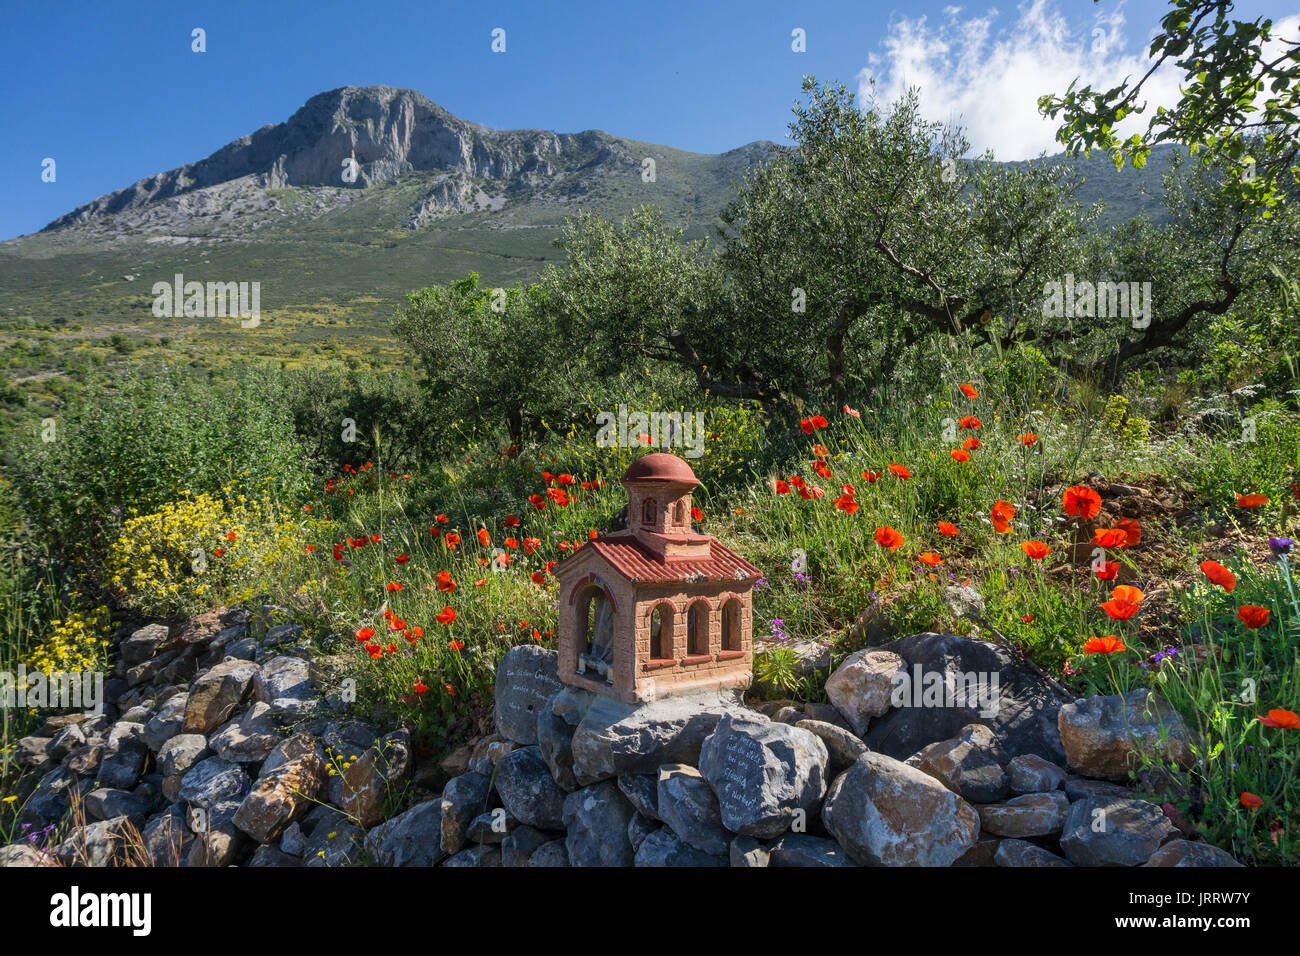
1,0,1293,240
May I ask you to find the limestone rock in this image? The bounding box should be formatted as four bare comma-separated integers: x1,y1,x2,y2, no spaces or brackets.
338,729,411,828
1058,689,1195,782
364,800,448,866
633,826,727,867
563,780,636,866
183,659,260,735
657,763,730,856
495,746,567,830
1059,796,1178,866
142,694,189,752
494,645,564,745
911,723,1009,803
254,655,318,716
698,713,828,839
570,688,755,785
769,833,856,867
1144,839,1243,867
232,750,324,843
729,835,770,867
439,772,492,855
977,791,1070,838
823,648,906,736
864,633,1068,765
794,718,867,775
1008,754,1067,794
822,751,980,867
994,839,1072,867
209,702,280,763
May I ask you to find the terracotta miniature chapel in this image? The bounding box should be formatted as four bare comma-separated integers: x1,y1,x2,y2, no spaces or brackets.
552,452,762,704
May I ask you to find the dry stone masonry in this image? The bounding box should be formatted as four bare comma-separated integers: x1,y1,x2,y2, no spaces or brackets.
1,601,1236,867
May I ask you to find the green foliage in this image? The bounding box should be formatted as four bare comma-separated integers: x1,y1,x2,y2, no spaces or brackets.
6,365,311,564
1040,0,1300,214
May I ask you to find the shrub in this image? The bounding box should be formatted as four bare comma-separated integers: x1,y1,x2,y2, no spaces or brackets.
7,365,311,564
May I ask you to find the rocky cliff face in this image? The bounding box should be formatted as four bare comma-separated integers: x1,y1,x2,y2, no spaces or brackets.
43,86,647,231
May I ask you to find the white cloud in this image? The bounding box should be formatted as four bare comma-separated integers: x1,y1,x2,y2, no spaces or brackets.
860,0,1188,160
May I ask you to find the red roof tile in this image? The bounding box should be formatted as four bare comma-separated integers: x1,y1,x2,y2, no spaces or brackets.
555,531,762,585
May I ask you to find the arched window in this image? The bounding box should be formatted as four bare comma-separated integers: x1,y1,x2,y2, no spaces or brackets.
722,598,742,652
578,585,615,683
674,500,686,526
649,605,666,659
686,601,709,657
642,497,657,526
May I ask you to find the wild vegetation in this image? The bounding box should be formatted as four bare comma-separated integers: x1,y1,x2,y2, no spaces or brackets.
2,1,1298,865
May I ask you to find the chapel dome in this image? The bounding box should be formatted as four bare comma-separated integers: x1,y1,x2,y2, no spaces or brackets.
621,452,699,487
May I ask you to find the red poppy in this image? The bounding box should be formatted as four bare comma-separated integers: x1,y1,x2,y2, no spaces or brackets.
1238,605,1271,629
355,627,375,643
938,521,959,537
523,537,541,554
1200,560,1235,591
413,681,428,694
814,461,832,479
1062,486,1102,520
504,515,521,528
436,570,457,592
959,383,979,398
444,533,461,550
436,607,457,626
1084,635,1126,654
1100,599,1141,621
444,683,456,696
304,545,317,554
447,640,464,652
1240,791,1264,808
918,552,943,566
992,499,1015,534
875,526,904,550
213,548,225,557
529,494,547,510
477,528,491,547
834,494,859,514
950,449,971,462
1236,493,1269,508
843,405,860,417
386,582,404,592
395,554,409,565
799,418,815,434
1021,614,1035,623
958,416,981,430
774,480,791,495
435,514,449,523
813,444,828,457
1094,561,1119,581
1116,518,1142,547
1021,540,1051,560
531,572,546,585
226,531,238,541
1092,528,1129,549
810,415,828,429
1017,432,1038,446
861,470,880,483
888,463,911,480
503,537,519,549
1257,708,1299,728
962,436,981,450
789,475,806,488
